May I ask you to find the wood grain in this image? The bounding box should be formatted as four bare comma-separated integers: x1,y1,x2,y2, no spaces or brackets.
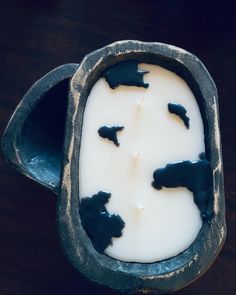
0,1,235,294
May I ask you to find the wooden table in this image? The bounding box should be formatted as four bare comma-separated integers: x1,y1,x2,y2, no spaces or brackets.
0,1,235,294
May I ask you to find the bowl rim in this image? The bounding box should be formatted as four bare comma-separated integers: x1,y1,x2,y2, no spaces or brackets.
58,40,226,293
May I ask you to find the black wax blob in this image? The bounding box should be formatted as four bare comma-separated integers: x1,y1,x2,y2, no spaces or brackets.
168,103,190,129
79,191,125,253
98,126,124,146
102,60,149,89
152,160,214,221
199,152,206,159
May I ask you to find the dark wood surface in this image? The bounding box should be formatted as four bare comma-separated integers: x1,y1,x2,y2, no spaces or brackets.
0,1,235,294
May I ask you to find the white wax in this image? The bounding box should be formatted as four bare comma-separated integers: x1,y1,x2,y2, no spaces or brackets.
79,63,204,263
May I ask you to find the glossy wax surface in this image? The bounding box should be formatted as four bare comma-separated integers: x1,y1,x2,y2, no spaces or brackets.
79,63,204,263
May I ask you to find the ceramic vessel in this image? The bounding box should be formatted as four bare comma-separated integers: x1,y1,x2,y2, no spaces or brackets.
1,41,226,294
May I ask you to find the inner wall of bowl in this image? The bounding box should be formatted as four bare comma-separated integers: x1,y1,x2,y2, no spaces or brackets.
20,78,70,191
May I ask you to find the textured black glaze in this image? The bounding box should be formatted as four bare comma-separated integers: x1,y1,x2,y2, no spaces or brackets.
79,191,125,253
152,160,214,221
98,125,124,146
102,60,149,89
168,102,190,128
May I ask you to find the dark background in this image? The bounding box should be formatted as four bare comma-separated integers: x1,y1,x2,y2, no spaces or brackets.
0,0,235,294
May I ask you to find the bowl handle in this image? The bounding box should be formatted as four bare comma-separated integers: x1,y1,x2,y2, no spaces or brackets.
1,64,79,194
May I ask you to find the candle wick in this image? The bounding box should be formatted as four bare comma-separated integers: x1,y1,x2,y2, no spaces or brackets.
137,97,145,108
135,204,144,214
138,97,145,105
132,152,141,165
134,152,141,158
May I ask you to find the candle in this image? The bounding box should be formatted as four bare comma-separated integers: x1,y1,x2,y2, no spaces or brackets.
1,40,224,293
79,61,212,263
